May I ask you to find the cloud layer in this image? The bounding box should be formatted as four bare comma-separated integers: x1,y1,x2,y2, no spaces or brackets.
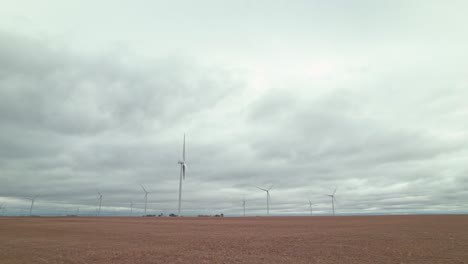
1,1,468,216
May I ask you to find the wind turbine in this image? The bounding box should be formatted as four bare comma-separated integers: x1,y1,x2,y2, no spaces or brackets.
141,185,150,215
130,201,133,216
27,195,38,216
177,134,187,216
242,196,246,217
256,185,273,215
97,192,103,216
308,200,313,216
325,188,337,216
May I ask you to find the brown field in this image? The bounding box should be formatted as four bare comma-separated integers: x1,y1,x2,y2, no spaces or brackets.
1,215,467,264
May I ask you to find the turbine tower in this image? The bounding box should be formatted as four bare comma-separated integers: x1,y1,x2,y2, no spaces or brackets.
308,199,313,216
256,185,273,215
177,134,187,216
326,188,337,216
27,195,38,216
141,185,150,215
97,192,103,216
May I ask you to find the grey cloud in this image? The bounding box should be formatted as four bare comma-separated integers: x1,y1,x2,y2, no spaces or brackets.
248,86,466,166
0,32,243,137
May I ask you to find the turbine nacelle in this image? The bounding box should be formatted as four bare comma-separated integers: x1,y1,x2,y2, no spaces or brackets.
178,162,187,180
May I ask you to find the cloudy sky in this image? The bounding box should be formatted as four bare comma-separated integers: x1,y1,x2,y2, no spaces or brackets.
1,0,467,216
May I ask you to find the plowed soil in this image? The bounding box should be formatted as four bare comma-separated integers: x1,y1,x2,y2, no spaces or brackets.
1,215,467,263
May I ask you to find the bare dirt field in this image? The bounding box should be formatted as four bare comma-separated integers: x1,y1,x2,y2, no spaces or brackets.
1,215,467,264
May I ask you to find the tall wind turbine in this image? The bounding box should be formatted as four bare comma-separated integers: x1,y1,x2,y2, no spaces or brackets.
177,134,187,216
141,185,150,215
326,188,337,216
256,185,273,215
27,195,38,216
308,199,313,216
130,201,133,216
97,192,103,216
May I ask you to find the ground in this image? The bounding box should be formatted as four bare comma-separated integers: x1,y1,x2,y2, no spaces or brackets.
1,215,467,263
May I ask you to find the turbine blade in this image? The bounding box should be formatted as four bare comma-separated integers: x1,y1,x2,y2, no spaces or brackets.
268,184,274,191
256,186,267,191
182,164,186,180
333,188,337,195
183,134,186,161
180,164,183,181
140,184,147,193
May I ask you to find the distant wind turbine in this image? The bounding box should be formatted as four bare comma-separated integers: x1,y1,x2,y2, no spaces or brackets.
177,134,187,216
256,185,273,215
26,195,38,216
308,200,314,216
325,188,337,216
97,192,103,216
242,196,246,217
141,185,150,215
130,201,133,216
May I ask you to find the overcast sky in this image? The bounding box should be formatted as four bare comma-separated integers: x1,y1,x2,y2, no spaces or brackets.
1,0,467,216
